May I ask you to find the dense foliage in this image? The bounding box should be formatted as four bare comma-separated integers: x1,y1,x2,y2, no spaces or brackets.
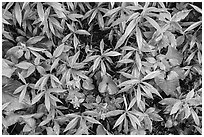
2,2,202,135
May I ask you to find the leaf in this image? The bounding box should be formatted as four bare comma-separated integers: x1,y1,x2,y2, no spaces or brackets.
49,94,63,104
104,51,121,56
2,102,11,110
124,19,136,36
111,16,129,27
113,113,126,129
136,26,143,50
103,7,120,17
118,79,140,87
75,30,91,35
155,72,179,96
142,82,162,99
98,12,104,29
140,84,153,99
96,125,107,135
32,92,44,104
3,91,30,112
37,2,44,22
170,100,182,115
128,112,141,127
136,86,141,106
53,44,65,58
98,81,107,94
145,16,161,31
84,116,101,124
27,46,46,52
105,110,124,117
191,109,200,126
159,98,179,105
100,39,104,54
47,88,66,93
2,59,16,78
115,35,127,50
64,117,79,132
148,113,163,121
142,71,160,81
19,85,27,103
93,56,101,71
14,3,22,26
15,61,33,69
190,4,202,14
128,97,137,110
186,89,194,101
171,10,191,22
144,116,152,132
44,92,51,111
89,9,98,24
27,36,44,45
118,58,134,64
50,58,60,72
184,21,202,33
3,113,21,128
62,33,72,43
18,72,26,84
115,19,136,49
107,79,118,95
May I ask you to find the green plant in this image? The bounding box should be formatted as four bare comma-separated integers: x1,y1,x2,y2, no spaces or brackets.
2,2,202,135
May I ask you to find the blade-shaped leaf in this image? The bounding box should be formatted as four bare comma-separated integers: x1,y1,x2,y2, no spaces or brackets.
191,109,200,126
93,56,101,71
184,21,202,33
75,30,91,35
136,26,143,51
128,112,141,127
113,113,126,129
128,97,137,110
104,51,121,56
145,16,161,32
37,2,44,22
170,100,182,115
171,10,191,22
15,3,22,26
32,92,44,104
45,92,50,111
27,36,44,45
142,70,160,81
84,116,101,124
64,117,79,132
